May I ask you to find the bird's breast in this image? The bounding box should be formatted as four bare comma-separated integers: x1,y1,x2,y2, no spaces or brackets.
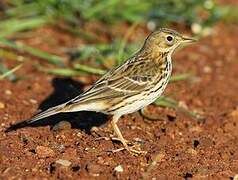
146,56,172,98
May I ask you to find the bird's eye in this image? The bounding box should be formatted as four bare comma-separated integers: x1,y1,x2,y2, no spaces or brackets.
166,36,173,42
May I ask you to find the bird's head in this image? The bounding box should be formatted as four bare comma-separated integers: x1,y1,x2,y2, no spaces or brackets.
144,28,196,54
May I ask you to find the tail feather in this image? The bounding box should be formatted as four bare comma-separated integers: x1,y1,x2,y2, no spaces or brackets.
5,103,67,132
27,103,66,124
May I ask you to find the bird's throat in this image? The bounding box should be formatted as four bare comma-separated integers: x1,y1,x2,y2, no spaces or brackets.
152,51,170,65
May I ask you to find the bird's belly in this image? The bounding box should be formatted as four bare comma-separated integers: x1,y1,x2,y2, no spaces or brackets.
112,82,166,116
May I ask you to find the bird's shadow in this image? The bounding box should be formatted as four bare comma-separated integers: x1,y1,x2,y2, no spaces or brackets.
6,77,108,133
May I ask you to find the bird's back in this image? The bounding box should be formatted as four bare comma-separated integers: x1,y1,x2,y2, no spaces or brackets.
65,49,171,115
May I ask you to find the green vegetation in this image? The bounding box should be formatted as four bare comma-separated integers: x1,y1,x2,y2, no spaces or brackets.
0,0,227,34
0,0,236,118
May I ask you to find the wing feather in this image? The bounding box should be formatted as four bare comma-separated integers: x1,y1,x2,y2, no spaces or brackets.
67,55,158,105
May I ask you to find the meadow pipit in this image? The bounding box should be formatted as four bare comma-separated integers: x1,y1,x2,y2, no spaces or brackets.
16,28,196,154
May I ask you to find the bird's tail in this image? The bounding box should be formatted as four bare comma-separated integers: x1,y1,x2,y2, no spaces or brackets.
26,103,67,124
5,103,68,132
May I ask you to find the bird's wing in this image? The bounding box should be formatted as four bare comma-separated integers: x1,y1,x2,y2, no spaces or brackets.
68,57,156,105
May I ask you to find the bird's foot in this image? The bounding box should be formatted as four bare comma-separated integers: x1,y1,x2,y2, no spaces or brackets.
95,136,129,144
96,136,146,155
110,144,147,155
110,137,146,155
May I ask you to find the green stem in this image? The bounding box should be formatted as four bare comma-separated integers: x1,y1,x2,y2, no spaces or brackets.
37,66,83,77
0,17,47,38
74,63,106,75
0,63,22,80
169,73,191,83
154,96,203,120
0,38,65,66
117,22,139,65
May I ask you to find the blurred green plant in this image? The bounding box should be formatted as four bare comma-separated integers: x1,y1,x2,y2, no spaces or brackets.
0,63,22,81
140,95,203,121
0,37,65,66
0,0,231,39
0,0,234,66
219,6,238,24
0,0,233,119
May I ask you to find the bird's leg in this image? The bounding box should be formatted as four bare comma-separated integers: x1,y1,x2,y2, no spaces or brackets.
111,115,129,150
111,115,146,155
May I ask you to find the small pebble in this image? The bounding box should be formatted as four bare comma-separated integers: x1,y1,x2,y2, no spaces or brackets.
17,56,25,62
29,99,37,104
86,163,102,176
114,165,123,173
53,121,71,131
0,102,5,109
231,107,238,118
147,21,156,31
55,159,72,167
178,101,188,110
84,147,97,153
191,23,202,34
187,148,198,156
90,126,99,133
5,90,12,95
32,168,38,172
3,116,8,120
97,157,105,165
131,126,137,130
77,132,83,138
36,146,55,158
203,66,212,73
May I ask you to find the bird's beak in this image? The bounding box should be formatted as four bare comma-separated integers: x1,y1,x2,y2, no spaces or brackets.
181,36,197,43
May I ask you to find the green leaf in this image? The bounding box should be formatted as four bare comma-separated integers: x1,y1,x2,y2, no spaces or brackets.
169,73,192,83
38,67,83,77
0,38,64,66
0,17,47,38
74,63,106,75
0,63,22,81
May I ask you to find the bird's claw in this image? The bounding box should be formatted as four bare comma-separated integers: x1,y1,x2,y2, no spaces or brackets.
109,144,147,155
96,136,146,155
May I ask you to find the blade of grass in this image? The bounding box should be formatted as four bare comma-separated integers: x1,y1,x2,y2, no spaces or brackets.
154,96,203,120
169,73,192,83
117,21,139,65
37,66,83,77
74,63,106,75
0,17,47,38
5,2,41,18
0,38,65,66
0,49,27,62
56,24,100,43
0,63,22,81
154,96,178,109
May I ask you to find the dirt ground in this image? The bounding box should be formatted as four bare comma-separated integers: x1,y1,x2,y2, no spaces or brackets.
0,19,238,179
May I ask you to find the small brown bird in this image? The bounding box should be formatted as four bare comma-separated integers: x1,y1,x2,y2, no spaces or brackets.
20,28,196,154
